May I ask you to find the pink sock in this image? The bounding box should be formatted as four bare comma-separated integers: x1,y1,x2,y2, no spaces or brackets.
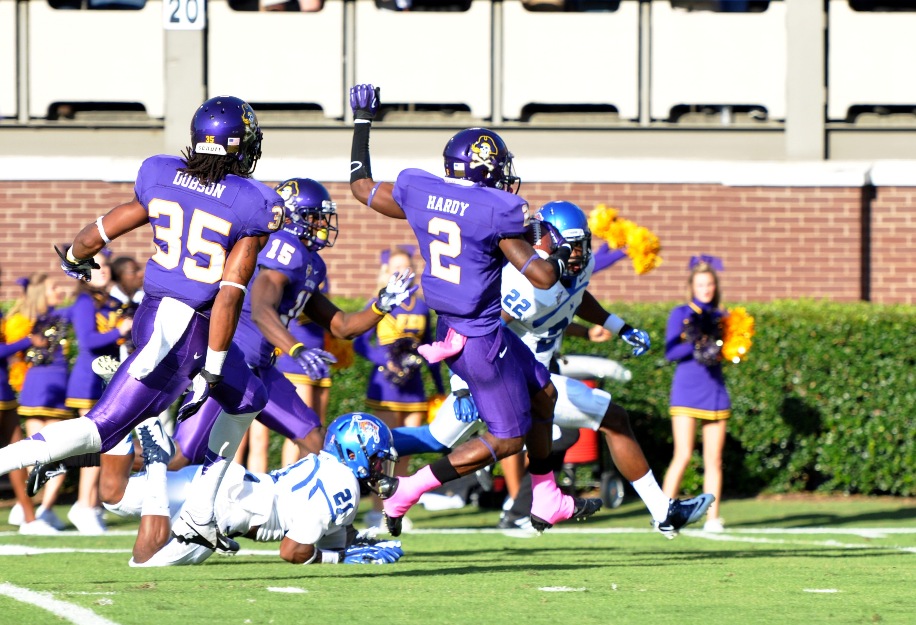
383,465,442,518
530,472,575,524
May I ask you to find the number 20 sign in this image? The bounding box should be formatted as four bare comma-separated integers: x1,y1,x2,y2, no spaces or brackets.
164,0,206,31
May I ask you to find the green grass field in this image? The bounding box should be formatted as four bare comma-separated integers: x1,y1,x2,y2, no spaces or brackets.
2,496,914,625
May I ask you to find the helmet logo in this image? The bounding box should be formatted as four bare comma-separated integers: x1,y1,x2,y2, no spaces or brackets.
276,180,301,213
241,103,256,127
470,135,498,172
351,414,380,444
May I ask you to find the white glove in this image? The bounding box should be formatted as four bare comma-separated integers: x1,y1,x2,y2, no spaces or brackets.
376,268,415,313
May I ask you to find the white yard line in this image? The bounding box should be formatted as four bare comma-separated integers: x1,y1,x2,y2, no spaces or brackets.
0,583,121,625
407,527,916,536
1,527,913,561
682,531,916,554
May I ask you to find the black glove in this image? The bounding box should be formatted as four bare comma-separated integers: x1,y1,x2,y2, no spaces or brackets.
176,369,223,423
546,243,573,279
350,84,380,121
55,245,100,282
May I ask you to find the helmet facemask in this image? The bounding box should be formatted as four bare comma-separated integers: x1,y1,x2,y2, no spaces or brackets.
563,233,591,280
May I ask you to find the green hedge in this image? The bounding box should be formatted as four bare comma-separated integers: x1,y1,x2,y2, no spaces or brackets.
312,299,915,497
555,300,914,498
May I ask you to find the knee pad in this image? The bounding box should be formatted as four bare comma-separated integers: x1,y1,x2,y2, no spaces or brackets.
551,375,611,431
429,393,481,448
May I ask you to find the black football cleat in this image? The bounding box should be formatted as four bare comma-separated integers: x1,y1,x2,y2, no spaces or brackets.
530,497,603,533
384,513,403,537
652,494,715,539
26,462,68,498
214,532,241,555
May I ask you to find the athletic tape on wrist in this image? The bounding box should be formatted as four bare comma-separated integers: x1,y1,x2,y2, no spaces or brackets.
205,349,228,376
320,549,341,564
603,314,626,336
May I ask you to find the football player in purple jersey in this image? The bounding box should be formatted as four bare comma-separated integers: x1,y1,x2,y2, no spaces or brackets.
165,178,413,470
0,96,284,552
348,83,602,536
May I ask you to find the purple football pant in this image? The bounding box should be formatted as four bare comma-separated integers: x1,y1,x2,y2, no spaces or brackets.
87,297,268,452
443,322,551,439
174,363,320,465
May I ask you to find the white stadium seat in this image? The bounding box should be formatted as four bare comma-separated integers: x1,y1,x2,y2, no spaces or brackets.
27,0,164,118
827,0,916,121
0,0,16,119
501,0,640,121
207,0,345,119
353,0,492,119
650,1,787,121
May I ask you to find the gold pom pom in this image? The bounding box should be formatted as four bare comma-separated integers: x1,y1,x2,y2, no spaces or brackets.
587,205,663,275
721,307,755,364
323,334,355,370
426,394,446,424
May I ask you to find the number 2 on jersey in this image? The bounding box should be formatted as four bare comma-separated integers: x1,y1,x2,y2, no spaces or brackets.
428,217,462,284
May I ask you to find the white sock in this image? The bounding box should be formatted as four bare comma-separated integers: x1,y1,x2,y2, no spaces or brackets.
104,472,146,517
0,418,101,474
631,470,671,523
142,462,170,518
106,433,134,456
182,410,256,522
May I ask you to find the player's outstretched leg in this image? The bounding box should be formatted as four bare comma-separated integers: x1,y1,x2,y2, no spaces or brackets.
528,471,603,532
381,465,443,537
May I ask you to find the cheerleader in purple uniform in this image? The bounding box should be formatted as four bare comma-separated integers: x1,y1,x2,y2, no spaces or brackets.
661,257,730,532
10,273,74,531
1,275,60,534
65,254,133,534
355,248,444,430
354,249,444,528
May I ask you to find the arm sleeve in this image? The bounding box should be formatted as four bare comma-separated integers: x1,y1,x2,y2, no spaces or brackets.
665,308,694,363
0,337,32,360
592,244,628,274
71,295,121,351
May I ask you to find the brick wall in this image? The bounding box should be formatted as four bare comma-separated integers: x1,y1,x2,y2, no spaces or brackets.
1,180,910,305
870,187,916,304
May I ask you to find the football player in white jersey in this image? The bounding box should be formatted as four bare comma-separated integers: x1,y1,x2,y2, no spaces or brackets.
440,202,714,538
107,413,403,566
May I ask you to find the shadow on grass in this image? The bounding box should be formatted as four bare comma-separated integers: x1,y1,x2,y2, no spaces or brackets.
730,507,916,528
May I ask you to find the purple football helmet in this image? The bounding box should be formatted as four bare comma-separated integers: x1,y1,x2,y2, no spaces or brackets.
275,178,339,249
190,96,262,175
443,127,520,192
